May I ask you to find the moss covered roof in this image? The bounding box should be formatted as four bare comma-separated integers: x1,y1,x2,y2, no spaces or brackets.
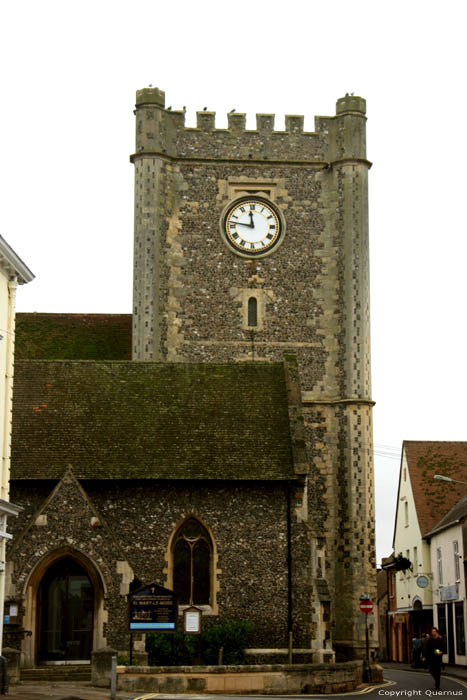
11,360,295,481
15,313,132,360
403,441,467,537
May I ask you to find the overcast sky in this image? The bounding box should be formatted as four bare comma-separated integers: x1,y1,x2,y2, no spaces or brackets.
1,0,466,564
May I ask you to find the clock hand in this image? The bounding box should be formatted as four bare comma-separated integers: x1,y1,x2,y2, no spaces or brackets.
249,211,255,228
234,221,254,228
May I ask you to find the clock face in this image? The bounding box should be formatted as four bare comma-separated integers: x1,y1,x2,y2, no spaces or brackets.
222,198,283,257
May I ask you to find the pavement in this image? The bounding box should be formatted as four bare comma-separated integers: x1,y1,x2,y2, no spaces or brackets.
382,660,467,681
4,663,467,699
6,681,129,700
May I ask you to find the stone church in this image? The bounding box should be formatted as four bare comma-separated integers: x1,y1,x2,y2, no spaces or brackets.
4,88,376,668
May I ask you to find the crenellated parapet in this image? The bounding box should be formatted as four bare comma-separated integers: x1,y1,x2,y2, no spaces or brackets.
132,88,367,164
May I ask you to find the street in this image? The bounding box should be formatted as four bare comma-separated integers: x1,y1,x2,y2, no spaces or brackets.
7,667,467,699
126,668,467,699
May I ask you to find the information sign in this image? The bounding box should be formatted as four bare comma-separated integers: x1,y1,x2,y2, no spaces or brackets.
128,583,177,631
440,584,459,601
183,606,202,634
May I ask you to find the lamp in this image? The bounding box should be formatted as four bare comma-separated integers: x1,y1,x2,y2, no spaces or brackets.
433,474,467,486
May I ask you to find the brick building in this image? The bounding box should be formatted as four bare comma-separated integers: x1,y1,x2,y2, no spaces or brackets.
4,88,376,668
388,441,467,663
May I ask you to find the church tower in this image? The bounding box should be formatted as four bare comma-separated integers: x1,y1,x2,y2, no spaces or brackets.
131,88,375,659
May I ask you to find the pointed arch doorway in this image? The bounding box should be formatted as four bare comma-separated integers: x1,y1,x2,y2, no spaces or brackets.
22,548,108,667
37,557,94,664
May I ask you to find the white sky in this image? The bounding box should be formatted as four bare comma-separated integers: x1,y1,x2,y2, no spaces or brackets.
1,0,466,564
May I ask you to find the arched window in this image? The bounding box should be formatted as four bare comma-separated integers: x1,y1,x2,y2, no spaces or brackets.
248,297,258,327
172,518,212,605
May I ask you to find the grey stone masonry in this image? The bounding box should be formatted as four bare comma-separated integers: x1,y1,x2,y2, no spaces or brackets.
130,86,376,661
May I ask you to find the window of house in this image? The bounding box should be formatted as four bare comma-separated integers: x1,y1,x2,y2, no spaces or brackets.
455,602,466,656
172,518,212,606
388,571,394,598
413,546,418,572
404,502,409,527
437,547,443,586
454,541,461,582
437,604,447,640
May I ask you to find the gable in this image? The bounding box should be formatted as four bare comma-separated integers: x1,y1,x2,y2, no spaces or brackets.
11,360,296,481
393,449,423,551
8,466,125,561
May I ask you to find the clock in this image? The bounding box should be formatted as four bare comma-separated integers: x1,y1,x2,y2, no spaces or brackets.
221,197,284,257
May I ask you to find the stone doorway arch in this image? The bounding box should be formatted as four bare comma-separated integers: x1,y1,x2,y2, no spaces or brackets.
22,547,107,668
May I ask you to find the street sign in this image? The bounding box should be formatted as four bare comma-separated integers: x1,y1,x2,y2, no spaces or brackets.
359,599,373,614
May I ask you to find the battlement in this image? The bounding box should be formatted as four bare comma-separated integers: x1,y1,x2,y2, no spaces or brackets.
132,87,367,163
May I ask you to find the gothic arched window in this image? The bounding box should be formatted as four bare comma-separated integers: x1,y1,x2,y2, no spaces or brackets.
172,518,212,606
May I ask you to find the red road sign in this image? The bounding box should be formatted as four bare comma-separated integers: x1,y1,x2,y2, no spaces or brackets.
359,600,373,614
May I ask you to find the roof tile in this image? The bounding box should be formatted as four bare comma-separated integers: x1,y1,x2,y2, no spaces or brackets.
404,441,467,536
11,360,295,481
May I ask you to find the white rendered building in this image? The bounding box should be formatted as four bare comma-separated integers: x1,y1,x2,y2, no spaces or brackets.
0,236,34,651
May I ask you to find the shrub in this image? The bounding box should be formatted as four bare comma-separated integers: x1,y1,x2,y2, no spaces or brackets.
201,620,253,665
146,620,254,666
146,631,196,666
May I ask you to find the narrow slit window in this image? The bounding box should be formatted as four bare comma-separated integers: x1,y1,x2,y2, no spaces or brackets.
248,297,258,327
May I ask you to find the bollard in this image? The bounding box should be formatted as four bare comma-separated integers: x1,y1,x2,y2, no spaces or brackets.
0,656,8,696
110,654,117,700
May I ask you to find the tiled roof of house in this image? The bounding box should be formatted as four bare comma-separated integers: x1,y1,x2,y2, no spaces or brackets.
11,360,296,481
15,313,132,360
404,441,467,537
425,495,467,538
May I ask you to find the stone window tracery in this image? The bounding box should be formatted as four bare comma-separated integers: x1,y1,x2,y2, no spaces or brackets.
172,518,212,606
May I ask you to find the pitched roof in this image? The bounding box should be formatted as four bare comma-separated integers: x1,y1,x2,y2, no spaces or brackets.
404,441,467,537
11,360,296,481
0,235,34,284
425,496,467,538
15,313,132,360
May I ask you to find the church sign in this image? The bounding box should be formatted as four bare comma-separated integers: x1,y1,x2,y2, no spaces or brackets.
129,584,177,631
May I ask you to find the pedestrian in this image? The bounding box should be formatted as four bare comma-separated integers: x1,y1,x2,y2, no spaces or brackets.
423,627,445,690
421,632,430,668
411,636,420,667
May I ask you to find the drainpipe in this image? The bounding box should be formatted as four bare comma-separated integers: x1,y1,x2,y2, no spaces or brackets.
286,484,293,662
